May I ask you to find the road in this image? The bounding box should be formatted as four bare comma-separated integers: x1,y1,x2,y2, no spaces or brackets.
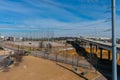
79,38,120,53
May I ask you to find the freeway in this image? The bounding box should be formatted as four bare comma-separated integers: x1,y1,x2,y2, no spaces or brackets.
79,38,120,53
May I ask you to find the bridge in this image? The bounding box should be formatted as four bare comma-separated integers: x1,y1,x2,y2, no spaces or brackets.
76,38,120,60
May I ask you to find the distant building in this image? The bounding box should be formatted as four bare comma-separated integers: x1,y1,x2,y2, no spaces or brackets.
7,37,15,41
98,37,111,40
14,37,24,41
0,36,5,40
0,36,24,41
19,37,23,41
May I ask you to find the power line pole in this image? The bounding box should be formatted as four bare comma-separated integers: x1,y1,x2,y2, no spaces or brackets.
111,0,117,80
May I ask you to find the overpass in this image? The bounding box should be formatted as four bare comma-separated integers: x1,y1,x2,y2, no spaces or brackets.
79,38,120,53
74,38,120,60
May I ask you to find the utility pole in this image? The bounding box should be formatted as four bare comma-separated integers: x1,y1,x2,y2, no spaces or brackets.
111,0,117,80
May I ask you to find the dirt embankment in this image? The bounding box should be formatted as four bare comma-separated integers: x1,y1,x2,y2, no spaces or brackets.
0,56,84,80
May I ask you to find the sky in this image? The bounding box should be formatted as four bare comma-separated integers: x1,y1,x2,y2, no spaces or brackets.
0,0,120,37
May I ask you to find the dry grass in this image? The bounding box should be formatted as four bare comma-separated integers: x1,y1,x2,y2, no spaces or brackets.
57,62,100,80
4,42,42,51
59,49,78,56
85,47,120,66
0,50,10,55
85,47,113,60
0,56,85,80
4,42,68,51
58,46,120,65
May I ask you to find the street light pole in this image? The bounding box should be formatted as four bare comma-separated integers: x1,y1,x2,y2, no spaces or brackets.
111,0,117,80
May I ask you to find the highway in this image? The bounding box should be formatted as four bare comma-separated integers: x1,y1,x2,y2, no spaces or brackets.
79,38,120,53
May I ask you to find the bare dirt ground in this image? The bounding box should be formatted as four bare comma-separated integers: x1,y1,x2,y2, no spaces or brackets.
6,41,65,47
57,62,100,80
0,50,10,55
0,56,85,80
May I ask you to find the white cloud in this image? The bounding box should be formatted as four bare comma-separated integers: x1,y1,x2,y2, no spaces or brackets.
0,1,27,13
0,0,87,23
0,0,120,37
0,16,119,37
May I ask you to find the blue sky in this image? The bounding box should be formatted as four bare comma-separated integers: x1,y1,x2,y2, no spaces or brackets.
0,0,120,37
